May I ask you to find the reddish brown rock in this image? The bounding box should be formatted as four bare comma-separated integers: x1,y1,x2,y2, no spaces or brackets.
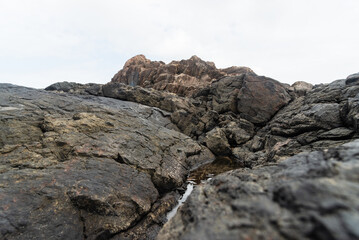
111,55,255,97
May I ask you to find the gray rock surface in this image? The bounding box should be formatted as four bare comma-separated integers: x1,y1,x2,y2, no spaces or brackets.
157,140,359,240
0,84,214,239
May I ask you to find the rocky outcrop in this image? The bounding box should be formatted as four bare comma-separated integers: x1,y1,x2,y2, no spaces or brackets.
157,140,359,240
111,55,254,97
19,54,359,240
46,72,359,167
46,74,292,158
0,84,214,239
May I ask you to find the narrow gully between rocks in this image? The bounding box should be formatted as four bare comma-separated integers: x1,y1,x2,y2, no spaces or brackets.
166,156,241,221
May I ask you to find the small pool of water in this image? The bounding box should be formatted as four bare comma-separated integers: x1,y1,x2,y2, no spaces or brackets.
187,156,242,184
166,156,241,221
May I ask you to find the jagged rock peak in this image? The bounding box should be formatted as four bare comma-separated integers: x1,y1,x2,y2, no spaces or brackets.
111,55,255,97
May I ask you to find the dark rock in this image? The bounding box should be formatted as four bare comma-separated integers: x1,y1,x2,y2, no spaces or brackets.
346,73,359,85
223,121,252,145
45,82,104,96
158,140,359,240
44,81,80,92
235,74,291,124
305,80,346,104
111,192,179,240
269,98,342,137
344,94,359,132
0,84,214,239
318,127,354,139
204,127,231,156
197,74,291,125
255,78,359,164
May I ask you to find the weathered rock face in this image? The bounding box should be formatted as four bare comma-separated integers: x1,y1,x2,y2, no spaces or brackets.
0,84,214,239
157,140,359,240
111,55,254,97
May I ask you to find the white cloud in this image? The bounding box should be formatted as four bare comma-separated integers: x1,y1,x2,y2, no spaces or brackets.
0,0,358,88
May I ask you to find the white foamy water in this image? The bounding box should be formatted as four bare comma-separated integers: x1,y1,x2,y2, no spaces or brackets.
166,181,195,221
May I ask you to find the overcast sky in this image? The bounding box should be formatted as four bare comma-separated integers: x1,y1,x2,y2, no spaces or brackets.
0,0,358,88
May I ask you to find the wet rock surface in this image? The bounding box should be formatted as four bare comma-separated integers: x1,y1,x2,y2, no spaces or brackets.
0,84,214,239
157,140,359,240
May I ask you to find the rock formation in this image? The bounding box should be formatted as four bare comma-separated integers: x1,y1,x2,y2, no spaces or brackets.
1,55,359,240
46,66,359,168
111,55,254,97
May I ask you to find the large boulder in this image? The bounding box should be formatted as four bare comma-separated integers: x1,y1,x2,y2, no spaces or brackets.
195,74,292,125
